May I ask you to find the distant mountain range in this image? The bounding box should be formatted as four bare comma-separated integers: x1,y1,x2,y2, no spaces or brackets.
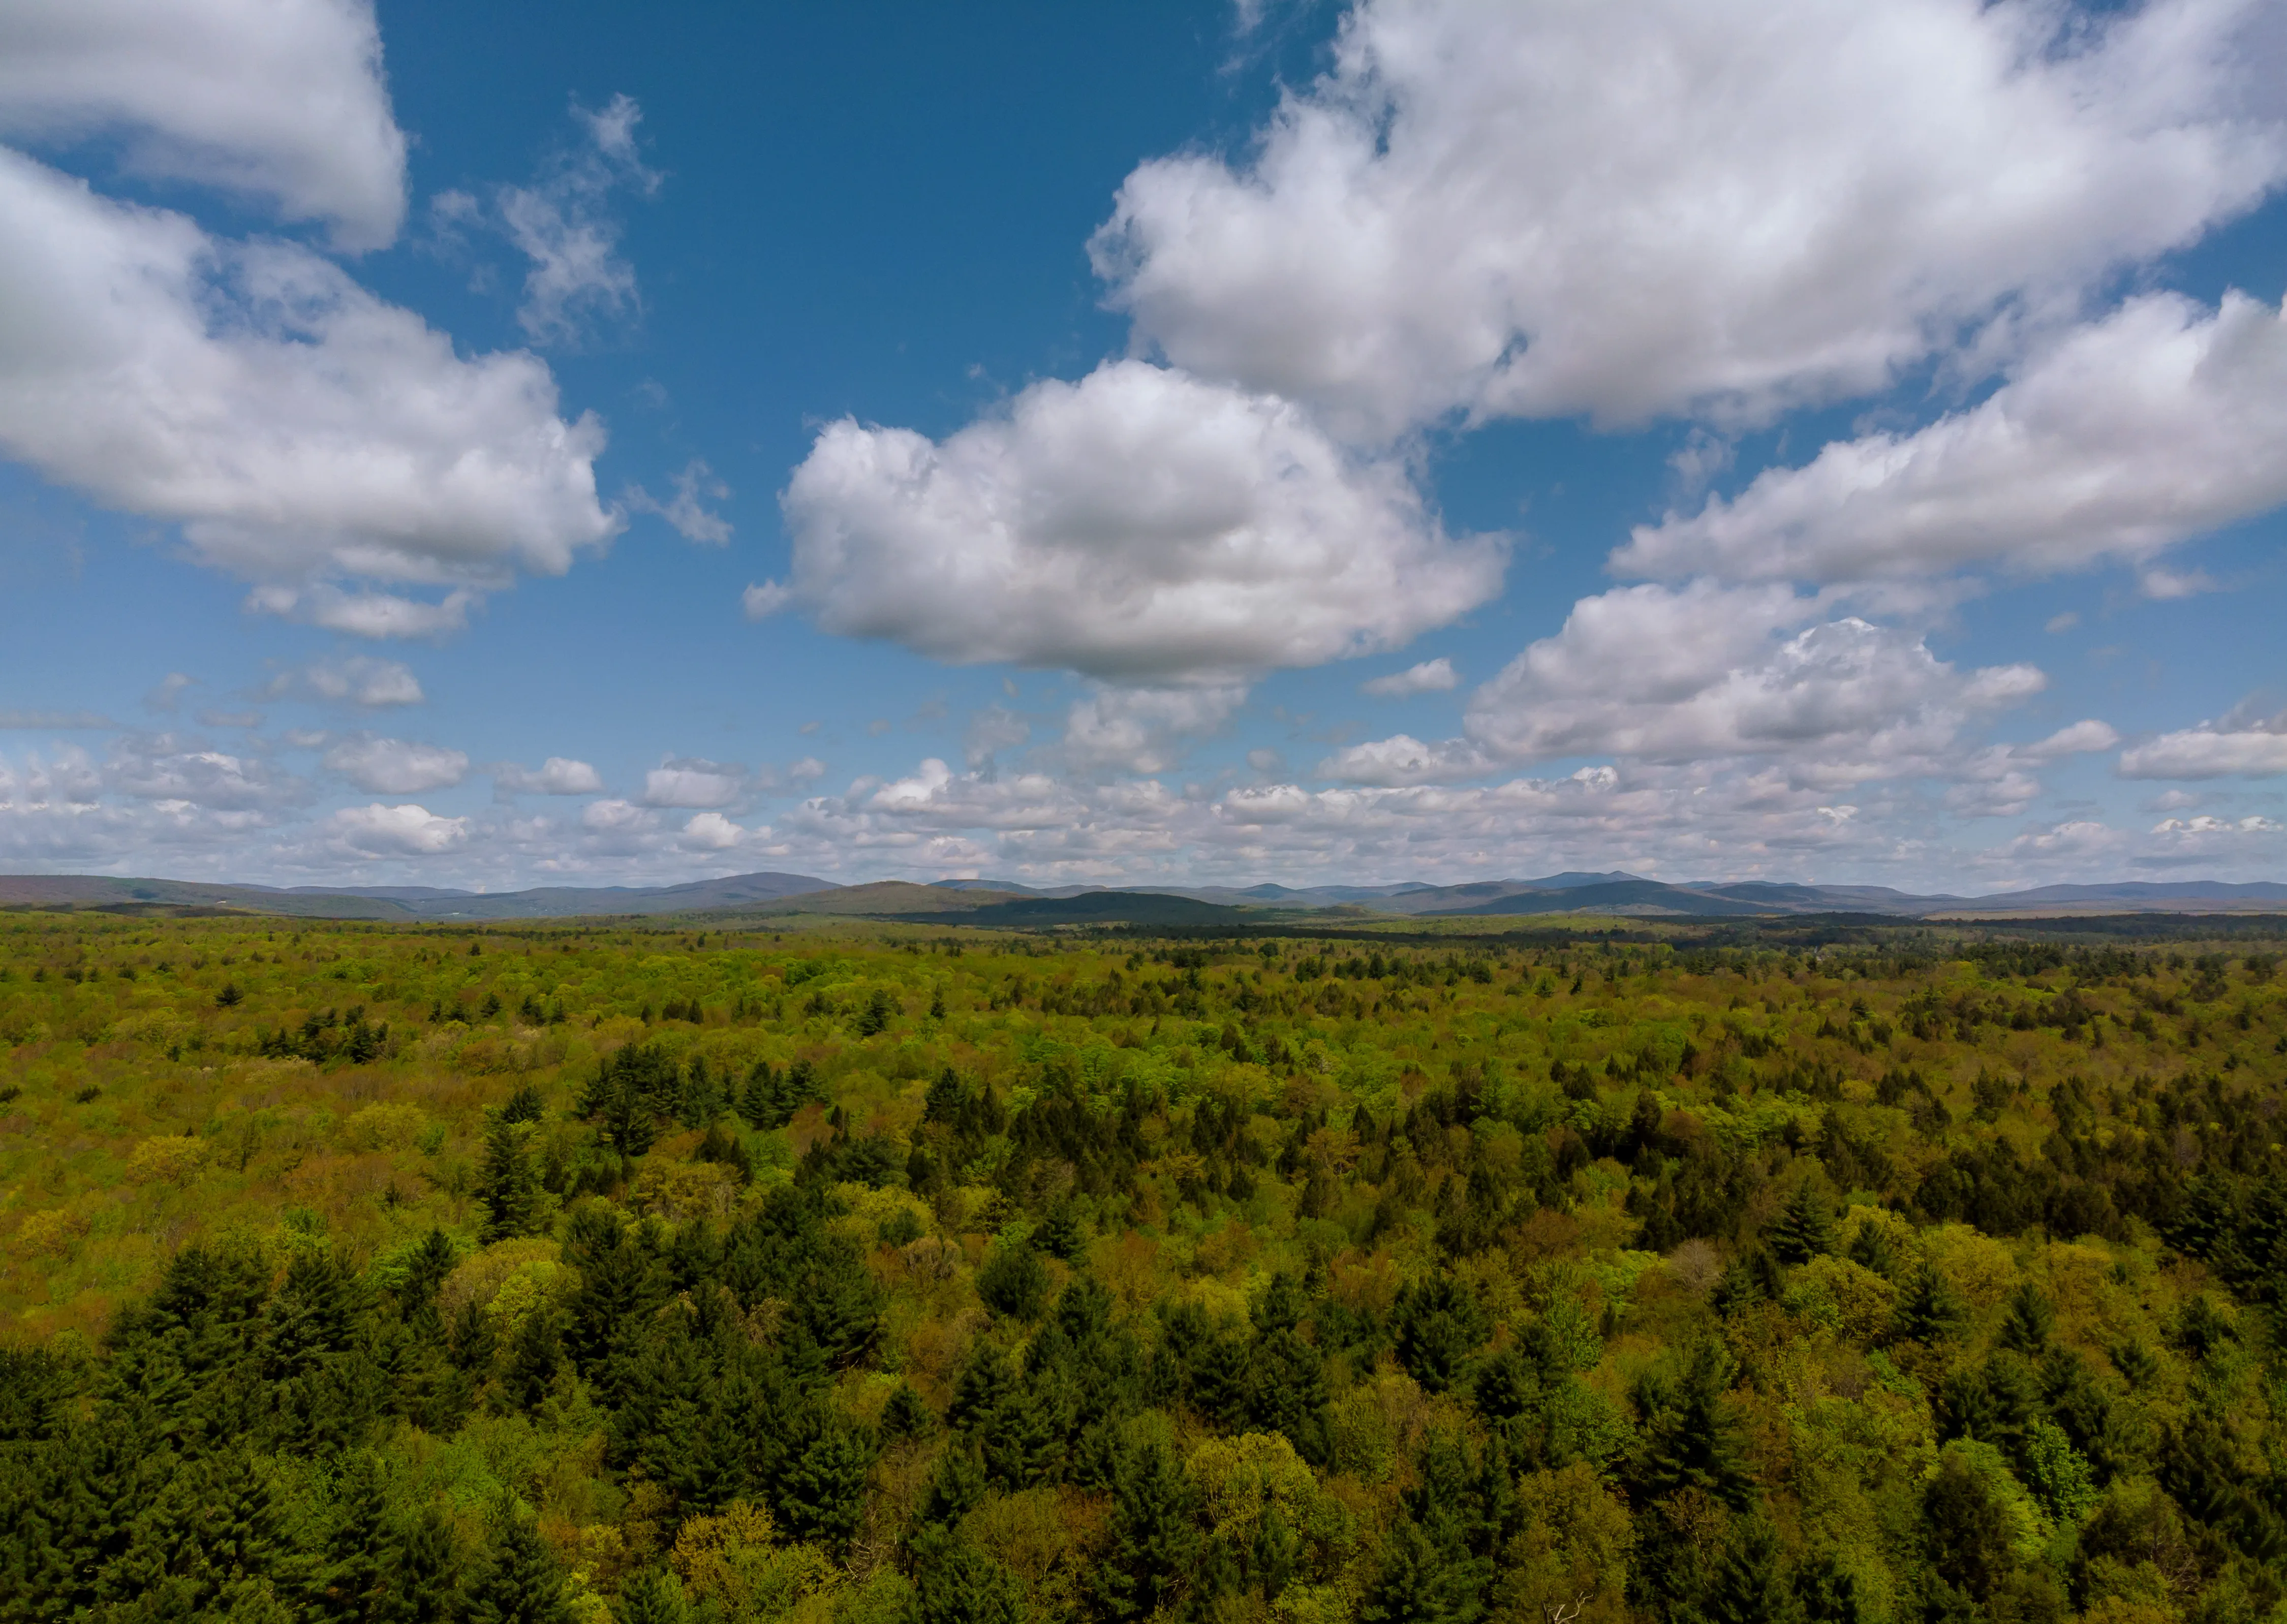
4,868,2285,926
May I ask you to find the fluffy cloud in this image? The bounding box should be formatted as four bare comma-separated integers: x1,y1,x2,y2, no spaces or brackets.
0,151,620,625
641,759,744,809
677,811,750,851
2120,702,2287,778
322,736,469,794
768,360,1503,681
1061,684,1247,776
1459,583,2044,775
0,0,407,249
1620,291,2287,584
1316,734,1490,788
1944,722,2121,818
2153,814,2284,835
494,757,605,795
257,656,424,708
1094,0,2283,438
0,9,620,636
627,457,732,545
106,734,306,811
1361,658,1458,697
322,802,469,857
437,92,658,347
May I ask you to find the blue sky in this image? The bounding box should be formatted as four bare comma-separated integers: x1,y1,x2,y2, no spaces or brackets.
1,0,2284,893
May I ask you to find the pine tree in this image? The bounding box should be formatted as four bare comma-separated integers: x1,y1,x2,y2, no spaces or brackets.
1248,1324,1333,1464
399,1229,460,1314
318,1451,393,1622
917,1440,990,1529
1631,1341,1756,1511
880,1383,934,1443
1189,1332,1251,1431
476,1113,544,1243
776,1412,875,1552
1769,1182,1836,1266
1392,1277,1491,1394
1698,1517,1796,1624
1096,1435,1206,1622
976,1239,1047,1322
1037,1204,1085,1261
1894,1263,1969,1345
1847,1219,1898,1278
741,1061,783,1130
462,1510,572,1624
498,1309,562,1414
1360,1516,1481,1624
1792,1549,1868,1624
615,1566,692,1624
1711,1247,1784,1316
1997,1282,2055,1355
909,1524,1024,1624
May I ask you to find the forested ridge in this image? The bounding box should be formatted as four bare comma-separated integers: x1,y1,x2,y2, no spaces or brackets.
4,910,2287,1623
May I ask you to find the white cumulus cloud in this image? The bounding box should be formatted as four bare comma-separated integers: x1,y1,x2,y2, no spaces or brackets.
322,736,469,794
323,802,469,857
641,759,744,809
0,0,408,250
770,360,1503,682
1061,684,1248,776
258,656,424,708
1461,582,2045,776
0,151,620,627
1093,0,2285,438
494,757,605,795
1619,290,2287,585
2120,701,2287,778
1361,658,1458,697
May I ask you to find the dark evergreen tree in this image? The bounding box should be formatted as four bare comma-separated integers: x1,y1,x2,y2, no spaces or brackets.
1894,1262,1969,1345
318,1450,393,1622
1359,1516,1481,1624
1922,1448,2017,1602
371,1504,461,1624
1996,1281,2055,1355
1711,1247,1784,1316
1391,1277,1490,1393
880,1383,934,1443
398,1229,460,1315
476,1113,544,1243
1096,1434,1206,1622
462,1511,572,1624
498,1308,562,1414
917,1440,990,1529
682,1057,725,1128
976,1238,1048,1323
1846,1220,1898,1278
1769,1182,1835,1266
1792,1549,1869,1624
777,1412,875,1552
616,1566,692,1624
1247,1324,1332,1464
1037,1204,1086,1261
908,1524,1024,1624
1698,1517,1796,1624
1631,1341,1756,1511
1188,1332,1251,1431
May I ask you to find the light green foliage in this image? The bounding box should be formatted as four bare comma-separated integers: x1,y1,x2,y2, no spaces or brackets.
1,911,2285,1622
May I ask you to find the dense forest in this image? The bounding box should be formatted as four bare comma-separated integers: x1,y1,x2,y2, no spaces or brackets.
4,906,2287,1624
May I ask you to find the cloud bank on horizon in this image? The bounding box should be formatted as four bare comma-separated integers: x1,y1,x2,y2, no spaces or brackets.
2,0,2285,893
